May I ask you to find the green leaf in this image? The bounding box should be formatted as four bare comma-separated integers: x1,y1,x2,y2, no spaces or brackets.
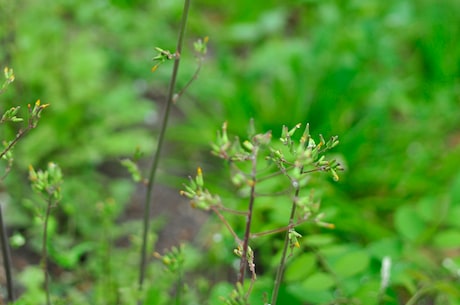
333,250,370,278
302,272,335,290
446,205,460,228
303,234,336,247
367,237,402,260
353,280,381,305
284,253,316,282
416,197,444,223
433,229,460,249
394,205,426,242
288,283,335,303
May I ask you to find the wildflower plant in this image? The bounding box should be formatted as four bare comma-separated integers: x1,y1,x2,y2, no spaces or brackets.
0,66,50,303
153,244,187,305
29,162,63,305
181,121,343,304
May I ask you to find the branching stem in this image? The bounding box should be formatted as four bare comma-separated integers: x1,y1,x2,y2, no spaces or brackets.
238,151,258,285
0,205,15,303
271,183,299,305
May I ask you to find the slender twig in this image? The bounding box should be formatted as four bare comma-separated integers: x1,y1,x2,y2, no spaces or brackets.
0,154,14,181
256,164,299,183
0,128,27,160
210,206,242,243
405,285,437,305
250,217,308,238
174,55,204,102
271,182,299,305
0,205,15,303
42,196,54,305
216,205,248,216
0,101,48,161
174,269,183,305
237,148,258,285
138,0,191,296
255,189,291,197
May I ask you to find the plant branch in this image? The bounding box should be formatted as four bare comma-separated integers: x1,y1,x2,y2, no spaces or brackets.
138,0,191,296
174,51,205,102
271,181,299,305
0,205,15,303
237,149,258,285
210,206,242,243
405,285,438,305
42,196,54,305
0,128,27,160
214,204,248,216
0,101,48,161
250,217,308,238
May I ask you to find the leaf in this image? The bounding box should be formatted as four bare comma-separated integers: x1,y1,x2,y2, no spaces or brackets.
446,205,460,228
333,250,370,278
303,234,336,247
367,237,402,260
353,280,381,305
416,197,444,223
433,229,460,249
284,253,316,282
394,205,426,242
287,283,335,304
301,272,335,290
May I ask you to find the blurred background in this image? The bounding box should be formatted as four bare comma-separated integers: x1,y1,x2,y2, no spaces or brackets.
1,0,459,304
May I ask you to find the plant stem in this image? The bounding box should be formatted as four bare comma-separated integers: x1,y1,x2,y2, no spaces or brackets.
42,197,53,305
0,205,15,303
271,183,299,305
138,0,191,296
0,128,27,160
237,150,258,285
405,285,437,305
175,269,183,305
211,206,242,242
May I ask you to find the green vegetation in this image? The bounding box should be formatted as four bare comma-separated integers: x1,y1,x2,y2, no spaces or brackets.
1,0,459,304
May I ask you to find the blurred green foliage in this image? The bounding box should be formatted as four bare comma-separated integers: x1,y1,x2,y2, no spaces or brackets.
1,0,460,304
176,0,460,303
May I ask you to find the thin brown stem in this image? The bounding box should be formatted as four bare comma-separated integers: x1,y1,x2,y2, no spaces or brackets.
237,150,258,285
271,181,300,305
0,205,15,303
255,189,291,197
215,204,248,216
250,217,309,238
175,55,204,102
0,128,27,160
137,0,191,297
210,206,241,243
0,102,46,160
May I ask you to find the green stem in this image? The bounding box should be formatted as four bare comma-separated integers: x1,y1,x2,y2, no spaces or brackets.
271,183,299,305
0,205,15,303
137,0,191,296
174,268,183,305
405,286,436,305
0,128,27,160
42,197,53,305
